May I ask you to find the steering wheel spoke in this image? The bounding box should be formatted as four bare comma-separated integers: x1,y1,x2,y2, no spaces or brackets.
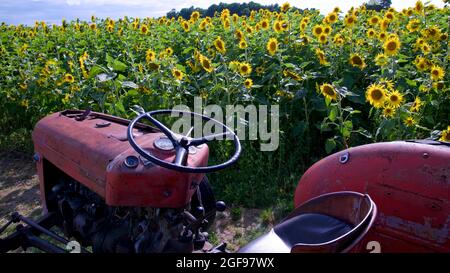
143,113,176,143
173,146,189,166
190,131,234,146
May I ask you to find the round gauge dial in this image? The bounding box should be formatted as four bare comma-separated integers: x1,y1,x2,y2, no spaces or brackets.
124,155,139,168
154,137,175,151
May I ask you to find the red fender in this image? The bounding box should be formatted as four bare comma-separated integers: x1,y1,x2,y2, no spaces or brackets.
294,141,450,252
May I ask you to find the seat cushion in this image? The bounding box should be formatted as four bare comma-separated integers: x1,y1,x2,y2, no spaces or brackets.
274,213,353,245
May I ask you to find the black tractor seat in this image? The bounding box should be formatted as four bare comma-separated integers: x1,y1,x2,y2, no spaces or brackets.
274,213,353,245
239,191,377,253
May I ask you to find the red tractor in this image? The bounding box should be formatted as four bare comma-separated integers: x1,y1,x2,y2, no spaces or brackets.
0,109,448,253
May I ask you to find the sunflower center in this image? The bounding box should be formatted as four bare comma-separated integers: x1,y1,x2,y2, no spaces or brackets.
390,95,398,102
324,86,335,96
269,42,276,51
371,89,383,100
203,60,210,69
352,56,362,65
432,70,439,76
241,66,248,72
314,28,322,35
387,41,397,51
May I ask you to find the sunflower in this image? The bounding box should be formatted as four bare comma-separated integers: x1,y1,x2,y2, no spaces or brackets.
190,11,200,21
140,24,148,34
64,73,75,83
387,90,404,108
145,49,156,63
432,81,445,90
283,70,301,81
222,19,230,30
423,26,441,40
415,0,424,13
199,55,213,73
318,34,328,44
430,65,445,81
375,53,388,66
414,57,429,71
281,2,291,13
366,28,376,38
273,20,282,33
182,21,190,32
439,126,450,142
320,83,337,101
239,62,252,76
244,78,253,89
378,31,387,41
344,15,356,27
172,68,184,80
266,38,278,56
349,54,366,69
326,12,338,24
383,106,395,118
315,48,328,65
403,116,416,127
379,78,395,91
235,29,244,40
383,37,401,56
312,25,323,37
255,66,264,75
257,20,267,31
323,26,331,35
421,43,431,54
214,37,226,54
368,16,380,26
366,83,386,108
300,22,307,32
384,11,395,21
239,40,248,49
89,23,96,30
410,97,422,112
199,20,208,31
406,19,420,32
165,47,173,56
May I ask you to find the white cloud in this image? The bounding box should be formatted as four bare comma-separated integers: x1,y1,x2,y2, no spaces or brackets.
0,0,447,25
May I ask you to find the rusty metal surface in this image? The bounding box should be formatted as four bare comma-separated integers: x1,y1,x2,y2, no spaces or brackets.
294,141,450,252
33,110,208,208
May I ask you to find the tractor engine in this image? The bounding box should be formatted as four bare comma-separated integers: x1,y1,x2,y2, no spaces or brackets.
49,176,192,253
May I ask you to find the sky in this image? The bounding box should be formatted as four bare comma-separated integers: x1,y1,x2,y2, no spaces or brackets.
0,0,447,25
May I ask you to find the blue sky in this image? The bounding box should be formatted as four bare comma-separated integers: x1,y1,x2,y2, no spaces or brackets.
0,0,447,25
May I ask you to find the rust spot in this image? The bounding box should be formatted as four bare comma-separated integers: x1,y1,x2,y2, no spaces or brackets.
380,213,449,244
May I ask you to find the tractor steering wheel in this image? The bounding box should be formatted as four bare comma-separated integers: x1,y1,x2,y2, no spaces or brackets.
127,110,241,173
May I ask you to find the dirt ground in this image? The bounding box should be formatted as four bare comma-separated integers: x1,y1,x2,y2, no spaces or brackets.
0,152,270,252
0,151,41,227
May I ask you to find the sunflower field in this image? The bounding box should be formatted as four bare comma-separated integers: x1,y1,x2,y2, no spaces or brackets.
0,1,449,208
